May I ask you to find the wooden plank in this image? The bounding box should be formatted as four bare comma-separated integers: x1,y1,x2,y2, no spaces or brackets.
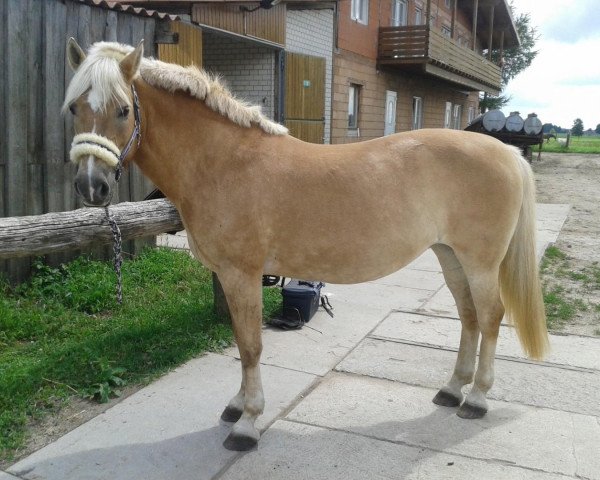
105,10,118,41
0,0,7,173
44,0,67,213
27,0,45,226
89,4,107,43
158,21,203,67
6,0,28,217
285,120,324,144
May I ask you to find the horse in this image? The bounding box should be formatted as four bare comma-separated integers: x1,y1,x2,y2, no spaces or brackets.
64,39,549,451
543,133,557,143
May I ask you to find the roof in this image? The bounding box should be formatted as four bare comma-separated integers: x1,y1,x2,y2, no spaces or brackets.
75,0,180,21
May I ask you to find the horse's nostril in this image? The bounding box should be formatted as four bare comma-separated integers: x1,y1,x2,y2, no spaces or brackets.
99,182,109,199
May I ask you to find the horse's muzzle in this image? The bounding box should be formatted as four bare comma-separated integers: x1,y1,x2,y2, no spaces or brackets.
74,171,112,207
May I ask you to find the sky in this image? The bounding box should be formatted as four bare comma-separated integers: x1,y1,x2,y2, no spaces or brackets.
504,0,600,130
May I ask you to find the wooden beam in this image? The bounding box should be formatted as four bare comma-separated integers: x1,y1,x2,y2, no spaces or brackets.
0,199,183,260
426,0,432,27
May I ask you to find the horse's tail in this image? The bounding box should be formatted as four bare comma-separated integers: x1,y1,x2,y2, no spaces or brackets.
499,147,549,360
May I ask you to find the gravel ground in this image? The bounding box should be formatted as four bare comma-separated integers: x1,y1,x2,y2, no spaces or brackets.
532,152,600,336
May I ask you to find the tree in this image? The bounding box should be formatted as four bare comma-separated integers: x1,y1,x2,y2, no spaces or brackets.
571,118,584,136
595,124,600,135
480,3,539,112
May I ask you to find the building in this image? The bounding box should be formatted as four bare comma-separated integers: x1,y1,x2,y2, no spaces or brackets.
115,0,518,144
332,0,519,143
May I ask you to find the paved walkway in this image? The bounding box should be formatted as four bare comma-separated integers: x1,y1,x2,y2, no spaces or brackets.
6,203,600,480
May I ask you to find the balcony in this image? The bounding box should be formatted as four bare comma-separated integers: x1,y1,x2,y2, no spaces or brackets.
378,25,501,95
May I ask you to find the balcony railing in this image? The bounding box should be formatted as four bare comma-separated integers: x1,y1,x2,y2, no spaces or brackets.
378,25,501,94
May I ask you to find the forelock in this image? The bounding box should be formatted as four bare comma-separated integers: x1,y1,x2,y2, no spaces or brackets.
62,42,135,114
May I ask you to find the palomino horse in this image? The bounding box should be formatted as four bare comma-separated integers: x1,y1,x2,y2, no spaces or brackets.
64,39,549,451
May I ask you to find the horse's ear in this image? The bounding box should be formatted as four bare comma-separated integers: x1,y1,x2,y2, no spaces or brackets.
120,40,144,83
67,37,86,72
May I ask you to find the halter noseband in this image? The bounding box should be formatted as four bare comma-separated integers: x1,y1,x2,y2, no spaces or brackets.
69,84,142,181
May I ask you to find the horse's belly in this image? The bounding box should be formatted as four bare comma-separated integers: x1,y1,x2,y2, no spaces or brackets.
264,228,435,284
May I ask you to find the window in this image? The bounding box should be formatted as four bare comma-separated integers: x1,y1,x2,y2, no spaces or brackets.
467,105,476,124
351,0,369,24
412,96,423,130
445,0,452,8
348,84,361,129
441,25,452,38
453,104,463,129
392,0,408,27
415,8,422,25
444,101,452,128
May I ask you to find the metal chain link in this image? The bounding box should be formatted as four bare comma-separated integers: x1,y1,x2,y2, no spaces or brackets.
104,205,123,304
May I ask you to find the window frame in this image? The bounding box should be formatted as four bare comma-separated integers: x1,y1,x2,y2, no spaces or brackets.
351,0,369,25
391,0,408,27
348,83,361,129
412,96,423,130
453,104,463,129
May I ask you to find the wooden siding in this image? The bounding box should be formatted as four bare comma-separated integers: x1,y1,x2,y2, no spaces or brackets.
0,0,158,282
378,25,501,94
192,3,285,46
285,52,325,144
158,21,203,66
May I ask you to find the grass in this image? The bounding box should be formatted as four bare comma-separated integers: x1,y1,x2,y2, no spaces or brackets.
540,246,600,329
540,135,600,154
0,248,282,463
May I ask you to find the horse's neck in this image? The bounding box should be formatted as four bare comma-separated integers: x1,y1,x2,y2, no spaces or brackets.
132,81,243,202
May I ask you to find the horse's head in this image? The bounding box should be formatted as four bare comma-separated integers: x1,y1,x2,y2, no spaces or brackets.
64,38,144,207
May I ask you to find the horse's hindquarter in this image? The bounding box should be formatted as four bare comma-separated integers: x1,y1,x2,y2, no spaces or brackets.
258,130,523,283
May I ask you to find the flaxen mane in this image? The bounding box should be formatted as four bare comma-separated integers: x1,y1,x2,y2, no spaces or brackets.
63,41,288,136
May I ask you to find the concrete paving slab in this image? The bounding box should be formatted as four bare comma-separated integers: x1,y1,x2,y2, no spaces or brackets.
536,204,570,251
8,354,316,480
0,472,21,480
373,311,600,371
287,373,600,479
337,338,600,416
368,268,446,292
220,420,574,480
223,300,392,376
417,285,457,317
404,249,441,272
322,281,436,313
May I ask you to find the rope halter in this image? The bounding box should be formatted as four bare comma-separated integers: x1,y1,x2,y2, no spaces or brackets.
69,84,141,181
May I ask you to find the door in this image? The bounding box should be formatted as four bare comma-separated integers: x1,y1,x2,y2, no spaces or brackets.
285,52,325,144
384,90,397,136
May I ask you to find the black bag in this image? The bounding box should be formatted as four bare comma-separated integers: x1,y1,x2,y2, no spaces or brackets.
269,280,333,330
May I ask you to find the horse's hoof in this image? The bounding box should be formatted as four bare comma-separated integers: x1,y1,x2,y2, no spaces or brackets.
432,390,462,407
223,431,259,451
221,406,243,423
457,402,487,419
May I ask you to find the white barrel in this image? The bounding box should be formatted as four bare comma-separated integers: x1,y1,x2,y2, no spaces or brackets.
524,113,542,135
482,109,506,132
505,111,524,132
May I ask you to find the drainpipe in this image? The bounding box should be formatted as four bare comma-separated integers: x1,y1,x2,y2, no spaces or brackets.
487,3,495,60
472,0,478,51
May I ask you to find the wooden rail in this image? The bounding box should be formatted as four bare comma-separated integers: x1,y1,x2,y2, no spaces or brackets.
0,200,183,260
378,25,501,92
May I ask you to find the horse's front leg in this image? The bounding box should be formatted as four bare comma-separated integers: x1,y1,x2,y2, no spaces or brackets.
217,269,265,451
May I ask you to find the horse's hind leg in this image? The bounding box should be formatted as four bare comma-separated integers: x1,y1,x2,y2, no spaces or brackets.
216,269,265,451
431,244,479,408
456,267,505,419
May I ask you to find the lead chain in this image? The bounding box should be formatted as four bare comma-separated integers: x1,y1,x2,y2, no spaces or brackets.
104,205,123,304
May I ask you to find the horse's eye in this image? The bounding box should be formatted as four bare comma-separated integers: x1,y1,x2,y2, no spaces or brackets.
69,104,76,115
118,106,130,119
